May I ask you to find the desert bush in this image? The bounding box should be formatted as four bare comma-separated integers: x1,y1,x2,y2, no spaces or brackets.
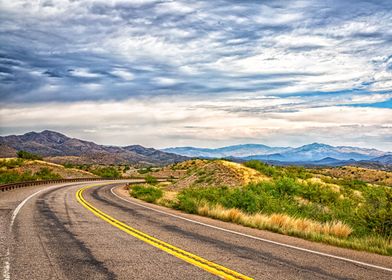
130,185,163,203
91,166,121,178
138,167,152,174
16,150,42,160
0,158,24,169
244,160,279,177
145,175,158,185
63,162,75,169
357,187,392,238
35,167,61,180
0,168,60,183
0,170,35,184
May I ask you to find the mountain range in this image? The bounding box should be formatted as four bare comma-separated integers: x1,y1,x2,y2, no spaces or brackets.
163,143,392,169
0,130,187,166
1,130,390,169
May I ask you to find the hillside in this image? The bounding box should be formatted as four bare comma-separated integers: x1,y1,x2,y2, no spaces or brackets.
129,159,392,255
0,130,187,166
0,158,98,184
317,166,392,187
166,159,268,190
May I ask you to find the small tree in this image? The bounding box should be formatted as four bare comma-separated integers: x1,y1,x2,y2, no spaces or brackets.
145,175,158,185
17,150,42,160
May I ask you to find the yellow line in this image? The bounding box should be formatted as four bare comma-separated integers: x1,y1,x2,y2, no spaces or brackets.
76,184,253,280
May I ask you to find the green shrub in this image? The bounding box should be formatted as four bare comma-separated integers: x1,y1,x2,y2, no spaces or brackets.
244,160,279,177
63,162,74,169
244,160,312,179
176,192,199,213
0,170,35,184
16,150,42,160
145,175,158,185
0,168,61,183
91,167,121,178
35,167,61,180
0,158,24,169
138,167,152,174
357,187,392,238
130,185,163,203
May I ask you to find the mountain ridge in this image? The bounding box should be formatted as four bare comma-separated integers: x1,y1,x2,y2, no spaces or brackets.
162,143,390,168
0,130,187,166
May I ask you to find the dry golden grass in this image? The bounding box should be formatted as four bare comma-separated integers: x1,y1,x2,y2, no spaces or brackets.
2,158,97,179
319,166,392,186
300,177,341,193
157,191,179,207
197,204,352,238
220,160,269,184
167,159,270,191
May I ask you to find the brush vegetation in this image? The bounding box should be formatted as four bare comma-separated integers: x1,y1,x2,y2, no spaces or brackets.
0,158,97,183
129,184,163,203
90,166,121,178
128,159,392,255
17,150,43,160
0,165,61,183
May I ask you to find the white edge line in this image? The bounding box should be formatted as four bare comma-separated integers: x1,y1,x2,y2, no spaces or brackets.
3,181,107,280
4,186,53,280
110,186,392,273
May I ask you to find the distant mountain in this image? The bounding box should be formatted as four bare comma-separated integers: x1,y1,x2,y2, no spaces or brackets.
369,154,392,165
163,144,291,158
351,154,392,171
247,143,383,162
163,142,390,167
0,130,187,166
311,157,348,165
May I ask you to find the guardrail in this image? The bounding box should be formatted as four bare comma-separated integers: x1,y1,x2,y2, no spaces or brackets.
0,176,177,192
0,178,124,192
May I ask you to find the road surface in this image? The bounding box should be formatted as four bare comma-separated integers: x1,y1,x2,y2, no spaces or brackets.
1,181,391,279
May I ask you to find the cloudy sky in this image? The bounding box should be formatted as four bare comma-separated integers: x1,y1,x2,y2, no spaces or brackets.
0,0,391,150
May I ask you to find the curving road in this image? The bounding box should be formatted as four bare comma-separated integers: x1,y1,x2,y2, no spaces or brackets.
1,181,391,280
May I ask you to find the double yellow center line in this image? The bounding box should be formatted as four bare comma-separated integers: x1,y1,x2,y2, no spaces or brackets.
76,184,253,280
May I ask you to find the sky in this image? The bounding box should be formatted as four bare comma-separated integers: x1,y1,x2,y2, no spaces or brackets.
0,0,391,150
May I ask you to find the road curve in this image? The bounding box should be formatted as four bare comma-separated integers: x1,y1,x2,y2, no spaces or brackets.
0,181,391,280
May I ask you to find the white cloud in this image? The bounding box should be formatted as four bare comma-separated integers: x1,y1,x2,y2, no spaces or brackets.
110,68,134,81
70,68,101,78
153,77,178,86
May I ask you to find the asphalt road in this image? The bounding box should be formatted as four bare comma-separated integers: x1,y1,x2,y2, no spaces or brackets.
1,181,391,280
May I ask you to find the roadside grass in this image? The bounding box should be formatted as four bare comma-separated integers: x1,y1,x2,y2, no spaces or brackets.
145,175,158,185
0,158,25,169
173,177,392,255
91,166,121,178
129,184,163,203
130,182,391,255
195,203,392,255
127,160,392,256
197,204,352,238
0,166,61,184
